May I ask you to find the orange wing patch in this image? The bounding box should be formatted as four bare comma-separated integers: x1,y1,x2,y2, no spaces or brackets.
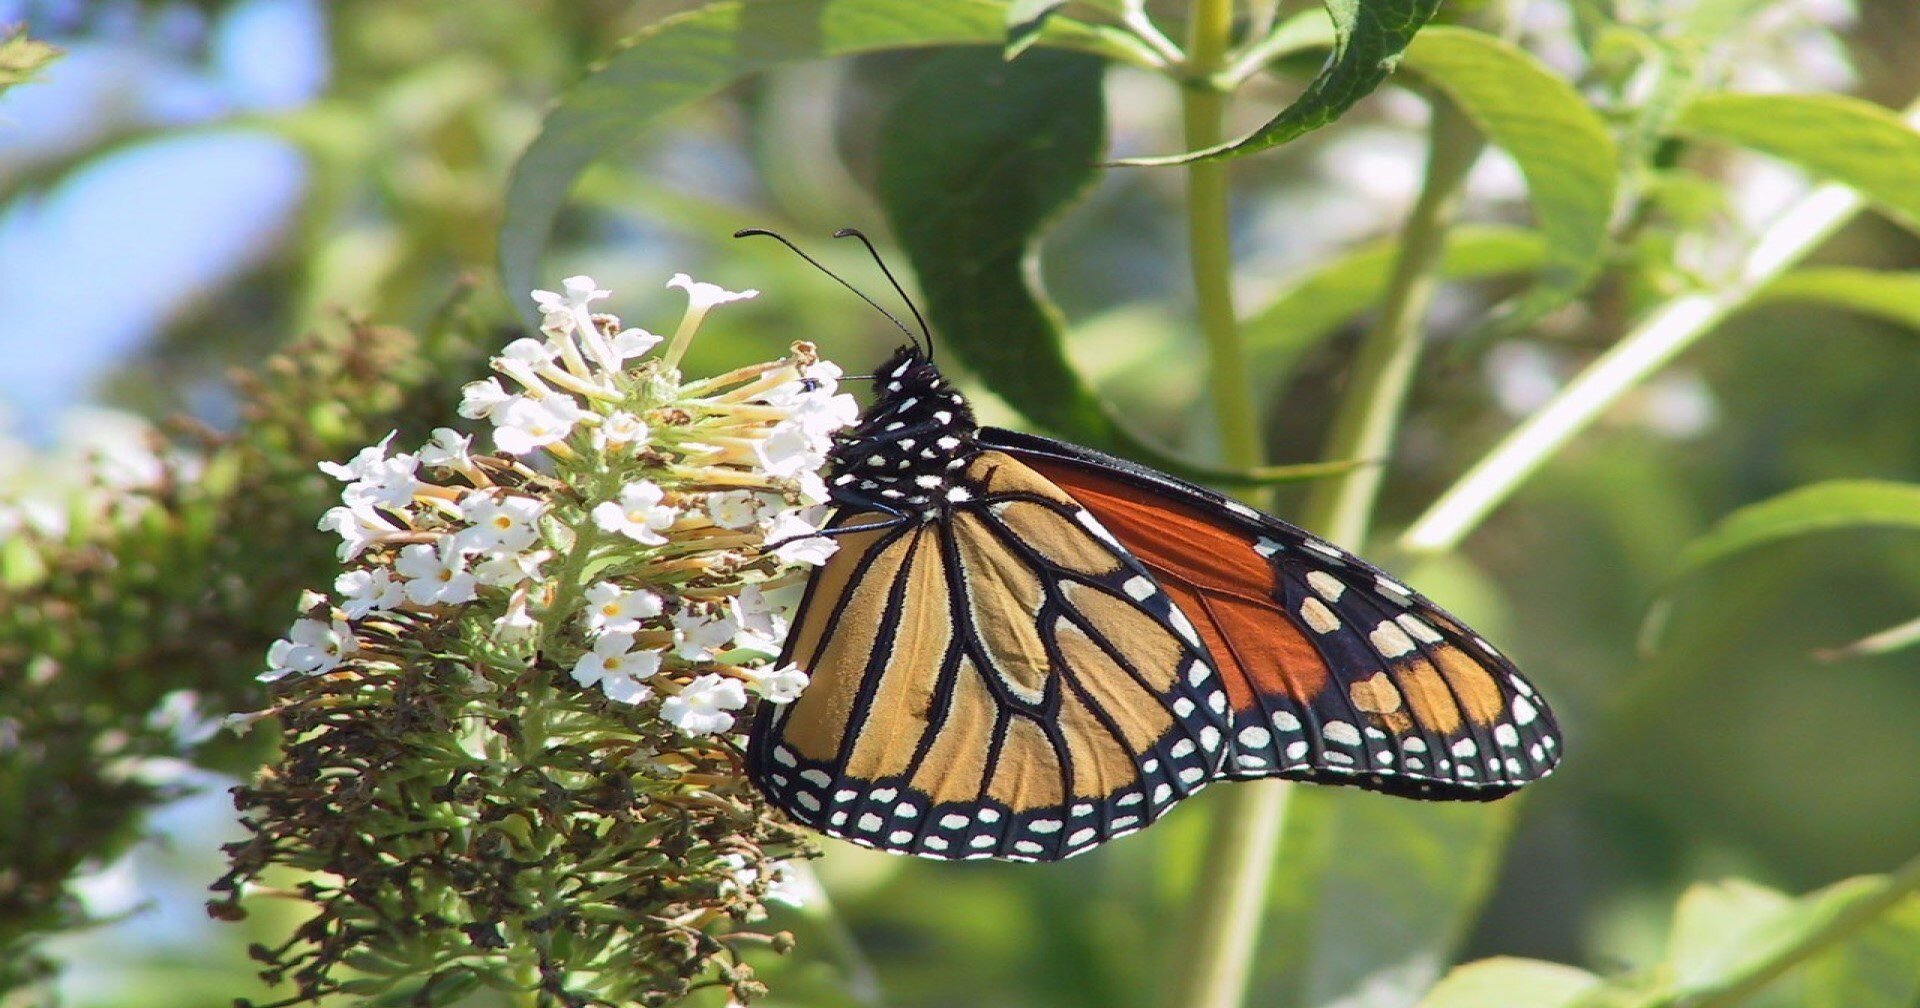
748,451,1229,860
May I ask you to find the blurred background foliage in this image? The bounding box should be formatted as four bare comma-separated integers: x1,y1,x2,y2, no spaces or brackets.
1,0,1918,1006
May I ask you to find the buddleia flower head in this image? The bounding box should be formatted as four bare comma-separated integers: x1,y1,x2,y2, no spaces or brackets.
214,274,853,1007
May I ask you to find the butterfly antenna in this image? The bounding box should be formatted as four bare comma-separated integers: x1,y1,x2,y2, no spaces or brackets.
732,228,921,350
834,227,934,360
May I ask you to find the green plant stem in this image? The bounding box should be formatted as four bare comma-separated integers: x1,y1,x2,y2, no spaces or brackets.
1167,90,1485,1008
1400,94,1920,555
1303,98,1485,541
1164,3,1288,1007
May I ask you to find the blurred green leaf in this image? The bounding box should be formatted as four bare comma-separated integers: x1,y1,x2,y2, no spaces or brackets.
1114,0,1443,165
1755,268,1920,333
1414,957,1602,1007
1665,878,1795,990
1401,26,1620,331
875,46,1348,487
1673,93,1920,233
1005,0,1124,58
1663,864,1920,1006
499,0,1140,306
1243,224,1546,390
0,25,60,91
1803,895,1920,1008
1257,792,1516,1008
1664,481,1920,588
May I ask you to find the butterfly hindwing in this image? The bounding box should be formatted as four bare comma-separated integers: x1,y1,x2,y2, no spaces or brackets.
748,450,1228,861
980,427,1562,800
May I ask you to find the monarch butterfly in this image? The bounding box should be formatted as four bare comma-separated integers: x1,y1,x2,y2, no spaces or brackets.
741,230,1561,862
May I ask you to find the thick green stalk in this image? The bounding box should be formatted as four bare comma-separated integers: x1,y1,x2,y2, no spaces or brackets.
1169,92,1485,1008
1302,98,1484,540
1166,4,1292,1008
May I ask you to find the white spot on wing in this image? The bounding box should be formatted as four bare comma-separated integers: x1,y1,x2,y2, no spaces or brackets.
1369,620,1417,658
1300,597,1341,634
1395,613,1443,643
1323,721,1361,747
1123,575,1155,600
1512,696,1539,726
1237,725,1271,749
1254,537,1285,557
1306,571,1345,601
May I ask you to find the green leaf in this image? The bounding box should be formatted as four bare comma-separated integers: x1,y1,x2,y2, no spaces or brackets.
1400,26,1620,331
1005,0,1124,58
1664,869,1920,1005
1804,895,1920,1008
1673,92,1920,233
1114,0,1443,166
498,0,1139,306
1755,268,1920,333
1254,792,1517,1007
1243,224,1547,390
1664,480,1920,587
1665,878,1795,990
1415,957,1603,1008
0,25,60,92
874,46,1342,488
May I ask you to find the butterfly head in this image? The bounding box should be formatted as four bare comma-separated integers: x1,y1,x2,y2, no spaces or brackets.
825,346,980,518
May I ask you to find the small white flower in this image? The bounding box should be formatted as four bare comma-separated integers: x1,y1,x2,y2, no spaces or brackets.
472,549,549,588
764,507,838,566
317,503,394,561
455,491,546,554
418,428,473,469
394,540,479,606
729,584,789,654
610,326,662,361
320,433,422,511
591,480,678,545
262,617,357,681
492,395,587,455
741,663,808,704
532,275,610,318
458,378,517,419
705,490,763,530
493,592,540,642
672,606,741,661
667,273,758,312
582,581,665,634
593,411,650,451
499,337,559,367
570,632,661,704
719,854,812,912
662,673,750,735
335,567,407,618
751,423,822,479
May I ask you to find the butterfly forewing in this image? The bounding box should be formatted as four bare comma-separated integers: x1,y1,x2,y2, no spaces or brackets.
982,428,1562,800
749,450,1228,861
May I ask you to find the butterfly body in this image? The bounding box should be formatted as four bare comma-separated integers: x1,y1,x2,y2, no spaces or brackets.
748,346,1560,861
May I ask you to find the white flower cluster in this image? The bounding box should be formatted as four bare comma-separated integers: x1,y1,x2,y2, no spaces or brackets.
263,273,857,738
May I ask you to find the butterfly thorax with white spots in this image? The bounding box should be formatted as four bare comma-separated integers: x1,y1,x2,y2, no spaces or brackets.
826,347,978,522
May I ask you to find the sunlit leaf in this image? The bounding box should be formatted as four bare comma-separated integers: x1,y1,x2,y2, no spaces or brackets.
1663,481,1920,587
1114,0,1442,165
1755,268,1920,333
1400,26,1620,331
875,47,1349,488
1665,871,1920,1004
1006,0,1124,58
1674,92,1920,233
498,0,1139,306
0,25,60,91
1804,895,1920,1008
1243,225,1546,391
1253,791,1516,1008
1414,957,1602,1008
